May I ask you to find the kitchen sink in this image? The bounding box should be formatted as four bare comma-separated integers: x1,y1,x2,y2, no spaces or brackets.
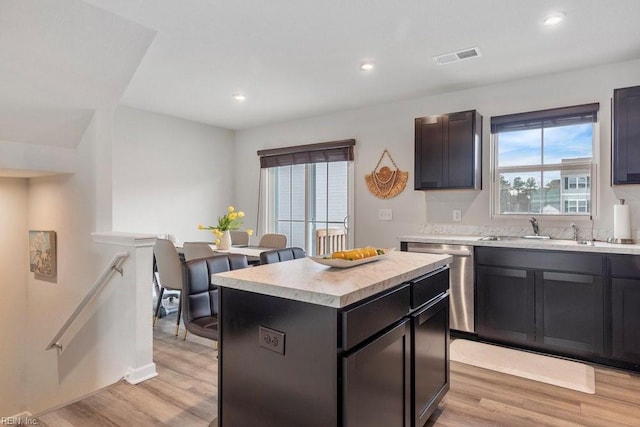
477,236,523,241
477,236,599,246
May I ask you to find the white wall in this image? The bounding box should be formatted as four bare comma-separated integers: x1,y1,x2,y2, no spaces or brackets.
0,178,28,417
234,59,640,248
112,106,236,243
24,113,138,415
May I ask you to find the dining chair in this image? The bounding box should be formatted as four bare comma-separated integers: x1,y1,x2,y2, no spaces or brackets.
259,247,306,264
230,230,249,246
182,254,249,342
153,238,184,336
258,233,287,249
183,242,215,261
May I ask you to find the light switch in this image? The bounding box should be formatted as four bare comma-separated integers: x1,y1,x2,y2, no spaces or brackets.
453,210,462,222
378,209,393,221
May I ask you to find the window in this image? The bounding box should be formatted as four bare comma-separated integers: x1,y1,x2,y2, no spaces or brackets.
564,176,590,190
491,103,598,216
564,200,589,213
258,140,354,255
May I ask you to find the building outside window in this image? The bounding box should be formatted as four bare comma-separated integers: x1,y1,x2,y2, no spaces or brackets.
492,103,598,216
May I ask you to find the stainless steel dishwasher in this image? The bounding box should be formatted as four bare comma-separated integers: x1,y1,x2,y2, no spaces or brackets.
403,242,474,333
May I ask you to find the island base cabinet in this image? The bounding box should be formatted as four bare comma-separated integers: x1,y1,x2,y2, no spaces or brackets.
412,293,449,427
342,320,411,427
219,288,339,427
612,278,640,365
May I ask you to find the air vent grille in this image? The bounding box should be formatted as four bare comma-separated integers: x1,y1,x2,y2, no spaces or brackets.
434,47,482,65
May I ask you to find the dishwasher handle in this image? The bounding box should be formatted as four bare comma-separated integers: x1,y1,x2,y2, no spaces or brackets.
409,247,472,257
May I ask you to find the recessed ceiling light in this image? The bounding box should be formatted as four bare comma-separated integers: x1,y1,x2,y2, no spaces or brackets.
543,12,565,26
360,62,375,71
232,93,246,102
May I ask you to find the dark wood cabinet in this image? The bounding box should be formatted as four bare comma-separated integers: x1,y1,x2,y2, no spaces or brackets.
411,292,449,427
343,320,411,427
535,271,604,356
219,267,450,427
475,247,605,359
613,85,640,185
414,110,482,190
610,254,640,367
477,266,534,345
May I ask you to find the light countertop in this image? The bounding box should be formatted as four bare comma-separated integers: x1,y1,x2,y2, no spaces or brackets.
398,234,640,255
212,251,452,308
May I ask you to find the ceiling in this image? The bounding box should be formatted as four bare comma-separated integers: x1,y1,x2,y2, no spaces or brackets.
2,0,640,149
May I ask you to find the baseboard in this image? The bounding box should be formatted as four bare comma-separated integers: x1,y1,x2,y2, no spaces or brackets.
124,363,158,384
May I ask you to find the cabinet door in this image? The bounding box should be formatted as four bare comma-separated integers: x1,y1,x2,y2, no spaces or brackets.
415,115,444,189
612,278,640,364
535,272,604,356
613,85,640,185
414,111,481,190
476,266,534,345
343,320,410,427
447,111,476,188
412,293,449,427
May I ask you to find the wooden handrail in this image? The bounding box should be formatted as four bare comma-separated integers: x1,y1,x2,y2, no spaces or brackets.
45,251,130,352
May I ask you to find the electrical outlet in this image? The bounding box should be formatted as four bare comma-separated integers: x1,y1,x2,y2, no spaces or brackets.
259,326,285,355
453,210,462,222
378,209,393,221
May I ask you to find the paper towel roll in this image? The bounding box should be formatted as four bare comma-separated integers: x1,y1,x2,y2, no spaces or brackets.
614,204,631,239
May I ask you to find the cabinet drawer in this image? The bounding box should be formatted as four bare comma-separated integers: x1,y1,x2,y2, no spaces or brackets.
410,267,449,309
341,284,410,352
610,254,640,278
476,247,603,275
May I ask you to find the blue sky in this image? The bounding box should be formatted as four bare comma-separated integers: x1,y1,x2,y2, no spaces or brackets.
498,123,593,167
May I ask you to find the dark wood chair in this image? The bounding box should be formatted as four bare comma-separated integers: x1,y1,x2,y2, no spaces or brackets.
181,254,248,341
259,247,306,264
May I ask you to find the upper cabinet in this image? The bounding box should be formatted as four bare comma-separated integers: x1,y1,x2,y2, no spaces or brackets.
613,85,640,185
414,110,482,190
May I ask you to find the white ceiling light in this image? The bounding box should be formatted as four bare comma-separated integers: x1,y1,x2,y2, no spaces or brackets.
232,93,246,102
360,62,375,71
543,12,565,26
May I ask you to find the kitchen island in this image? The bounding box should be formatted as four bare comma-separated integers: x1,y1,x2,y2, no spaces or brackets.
212,250,452,427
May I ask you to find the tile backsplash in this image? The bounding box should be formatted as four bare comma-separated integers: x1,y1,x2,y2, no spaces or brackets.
421,223,616,242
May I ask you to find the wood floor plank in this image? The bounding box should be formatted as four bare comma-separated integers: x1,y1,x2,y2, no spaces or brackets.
35,314,640,426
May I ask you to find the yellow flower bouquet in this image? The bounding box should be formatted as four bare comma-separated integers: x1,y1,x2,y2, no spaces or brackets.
198,206,253,248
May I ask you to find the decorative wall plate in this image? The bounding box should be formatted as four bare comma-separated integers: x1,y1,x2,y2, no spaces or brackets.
365,149,408,199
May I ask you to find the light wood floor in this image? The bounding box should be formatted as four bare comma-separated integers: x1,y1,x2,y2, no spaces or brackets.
33,314,640,427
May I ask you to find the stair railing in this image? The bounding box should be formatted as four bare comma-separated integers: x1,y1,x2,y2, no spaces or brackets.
45,251,130,352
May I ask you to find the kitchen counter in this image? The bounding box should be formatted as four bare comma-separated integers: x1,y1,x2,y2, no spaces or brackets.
398,234,640,255
213,250,451,308
213,251,452,427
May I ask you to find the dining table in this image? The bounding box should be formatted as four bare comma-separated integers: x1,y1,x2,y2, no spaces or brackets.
175,244,272,265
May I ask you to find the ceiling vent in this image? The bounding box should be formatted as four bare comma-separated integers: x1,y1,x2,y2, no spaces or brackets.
434,47,482,65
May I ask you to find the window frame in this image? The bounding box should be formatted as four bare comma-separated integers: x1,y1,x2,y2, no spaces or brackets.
257,139,356,254
490,104,599,219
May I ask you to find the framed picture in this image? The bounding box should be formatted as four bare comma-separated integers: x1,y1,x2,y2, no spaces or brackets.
29,230,57,279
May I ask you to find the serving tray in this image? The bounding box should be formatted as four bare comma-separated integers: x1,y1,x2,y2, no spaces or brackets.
309,248,394,268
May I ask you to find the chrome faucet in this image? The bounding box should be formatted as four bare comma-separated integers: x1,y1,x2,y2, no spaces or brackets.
529,217,539,236
570,223,579,241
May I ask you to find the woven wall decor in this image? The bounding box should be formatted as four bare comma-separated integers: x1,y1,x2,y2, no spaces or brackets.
365,149,408,199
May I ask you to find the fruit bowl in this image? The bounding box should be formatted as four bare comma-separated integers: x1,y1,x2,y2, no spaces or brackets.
309,248,394,268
